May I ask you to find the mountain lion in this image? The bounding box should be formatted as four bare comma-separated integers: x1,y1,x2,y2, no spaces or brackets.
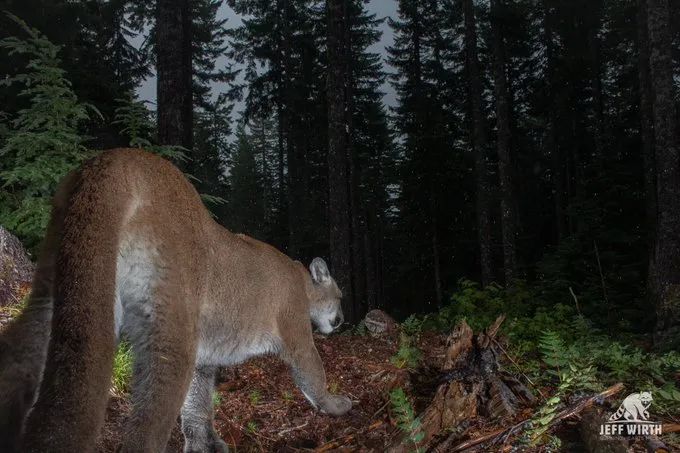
0,148,351,452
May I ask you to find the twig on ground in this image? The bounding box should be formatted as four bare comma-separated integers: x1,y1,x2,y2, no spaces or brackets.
372,399,390,419
278,422,309,436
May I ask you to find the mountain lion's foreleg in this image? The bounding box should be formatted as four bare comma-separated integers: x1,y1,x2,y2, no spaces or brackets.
119,288,197,453
280,334,351,416
181,366,228,453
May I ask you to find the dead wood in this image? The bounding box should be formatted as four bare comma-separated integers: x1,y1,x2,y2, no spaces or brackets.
579,407,629,453
443,382,625,452
388,315,535,452
645,435,670,453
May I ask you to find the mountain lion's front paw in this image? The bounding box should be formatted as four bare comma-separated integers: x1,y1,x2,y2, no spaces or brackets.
320,394,352,416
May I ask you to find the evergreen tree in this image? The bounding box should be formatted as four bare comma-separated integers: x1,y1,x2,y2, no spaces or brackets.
347,1,392,310
228,126,266,237
388,0,461,309
462,0,494,285
647,0,680,349
156,0,193,153
490,0,519,283
228,0,328,257
248,114,281,240
0,16,96,248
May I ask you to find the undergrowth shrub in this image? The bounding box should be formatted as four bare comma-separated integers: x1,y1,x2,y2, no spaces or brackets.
389,388,423,453
390,332,421,369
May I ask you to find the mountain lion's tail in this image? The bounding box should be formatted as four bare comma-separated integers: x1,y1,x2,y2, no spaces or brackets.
20,155,127,452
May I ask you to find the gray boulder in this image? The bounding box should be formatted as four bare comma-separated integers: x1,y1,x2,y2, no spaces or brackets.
0,226,34,306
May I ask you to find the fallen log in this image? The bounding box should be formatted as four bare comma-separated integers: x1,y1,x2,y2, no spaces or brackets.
445,382,625,452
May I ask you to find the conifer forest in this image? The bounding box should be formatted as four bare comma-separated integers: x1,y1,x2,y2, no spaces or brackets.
1,0,680,451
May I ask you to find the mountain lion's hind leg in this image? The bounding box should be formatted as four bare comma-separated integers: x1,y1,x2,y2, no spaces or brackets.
119,289,196,453
281,334,352,416
181,366,228,453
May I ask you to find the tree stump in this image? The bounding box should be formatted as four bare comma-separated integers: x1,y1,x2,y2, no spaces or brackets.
388,315,535,452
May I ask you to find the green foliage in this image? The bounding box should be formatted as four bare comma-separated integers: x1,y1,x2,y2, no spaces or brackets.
246,420,258,434
113,95,188,162
390,332,421,369
0,14,97,248
112,342,133,394
212,391,222,407
389,388,424,453
248,389,261,406
400,315,424,337
281,390,294,402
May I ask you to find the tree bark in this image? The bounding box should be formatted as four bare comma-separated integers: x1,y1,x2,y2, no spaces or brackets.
637,0,657,266
588,0,606,160
156,0,193,152
647,0,680,349
463,0,494,285
542,0,566,242
327,0,356,322
490,0,519,284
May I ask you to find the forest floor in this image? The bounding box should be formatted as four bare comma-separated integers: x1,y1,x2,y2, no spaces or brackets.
93,330,586,453
98,331,440,452
1,305,673,452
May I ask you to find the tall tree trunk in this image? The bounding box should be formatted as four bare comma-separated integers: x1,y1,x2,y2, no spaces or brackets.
156,0,193,154
490,0,518,284
346,5,367,317
463,0,494,285
431,208,443,308
280,0,303,258
647,0,680,349
542,0,566,241
637,0,656,266
327,0,356,322
588,0,605,160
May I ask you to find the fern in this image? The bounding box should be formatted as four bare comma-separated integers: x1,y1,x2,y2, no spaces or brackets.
538,330,567,372
390,388,424,452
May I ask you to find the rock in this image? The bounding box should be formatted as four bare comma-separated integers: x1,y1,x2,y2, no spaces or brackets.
0,226,34,306
363,309,398,336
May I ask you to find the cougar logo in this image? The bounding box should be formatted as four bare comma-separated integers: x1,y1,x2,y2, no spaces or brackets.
0,149,352,453
609,392,653,422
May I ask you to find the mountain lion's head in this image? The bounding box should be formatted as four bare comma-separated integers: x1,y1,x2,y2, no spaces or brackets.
308,258,344,334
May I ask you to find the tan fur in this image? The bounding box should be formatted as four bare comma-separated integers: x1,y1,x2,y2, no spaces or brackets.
0,149,350,453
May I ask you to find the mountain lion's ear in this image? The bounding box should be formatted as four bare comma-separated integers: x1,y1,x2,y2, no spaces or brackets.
310,257,331,284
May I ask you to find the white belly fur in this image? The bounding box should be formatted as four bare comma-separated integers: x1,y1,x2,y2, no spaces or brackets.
115,235,159,342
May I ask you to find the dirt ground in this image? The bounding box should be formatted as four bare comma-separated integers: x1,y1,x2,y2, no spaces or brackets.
99,332,420,452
